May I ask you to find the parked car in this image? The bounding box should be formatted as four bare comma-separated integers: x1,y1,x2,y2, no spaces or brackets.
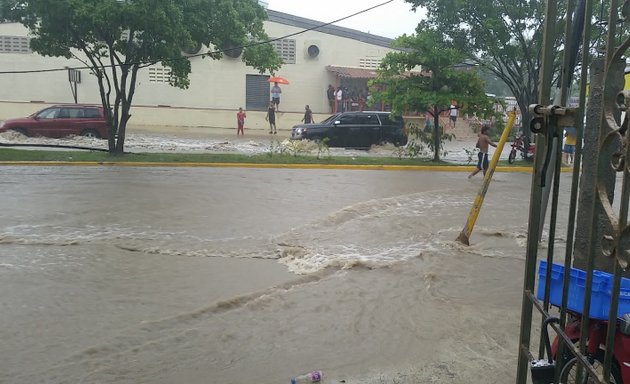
290,111,407,148
0,104,108,139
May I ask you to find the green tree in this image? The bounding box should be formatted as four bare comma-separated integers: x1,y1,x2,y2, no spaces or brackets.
3,0,281,154
405,0,553,128
478,68,512,98
373,29,493,161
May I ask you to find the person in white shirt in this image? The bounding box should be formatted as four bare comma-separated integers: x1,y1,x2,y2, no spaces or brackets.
449,103,457,128
336,87,344,113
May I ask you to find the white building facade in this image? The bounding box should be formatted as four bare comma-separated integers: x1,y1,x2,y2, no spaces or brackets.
0,10,400,126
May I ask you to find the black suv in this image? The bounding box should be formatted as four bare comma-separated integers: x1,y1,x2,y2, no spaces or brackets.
290,111,407,148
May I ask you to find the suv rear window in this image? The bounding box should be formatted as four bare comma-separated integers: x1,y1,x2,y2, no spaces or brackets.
83,108,100,118
65,108,85,118
379,114,402,127
360,114,378,125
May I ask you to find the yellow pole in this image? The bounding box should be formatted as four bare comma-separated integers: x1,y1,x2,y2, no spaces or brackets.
456,111,516,245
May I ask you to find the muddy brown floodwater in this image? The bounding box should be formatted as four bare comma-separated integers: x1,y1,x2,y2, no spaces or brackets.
0,163,578,383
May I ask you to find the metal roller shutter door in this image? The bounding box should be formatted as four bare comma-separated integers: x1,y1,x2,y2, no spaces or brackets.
246,74,270,111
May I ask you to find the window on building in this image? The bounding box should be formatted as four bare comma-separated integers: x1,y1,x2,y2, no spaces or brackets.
0,36,31,54
359,57,381,69
148,66,175,84
270,38,296,64
246,74,270,111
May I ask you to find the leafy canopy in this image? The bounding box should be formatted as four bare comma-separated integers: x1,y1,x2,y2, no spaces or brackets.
3,0,282,153
12,0,282,84
373,28,493,161
405,0,548,122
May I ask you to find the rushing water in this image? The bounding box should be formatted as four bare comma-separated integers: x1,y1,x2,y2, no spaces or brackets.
0,129,517,164
0,165,574,383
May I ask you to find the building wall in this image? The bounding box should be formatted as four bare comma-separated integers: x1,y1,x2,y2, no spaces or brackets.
0,19,397,121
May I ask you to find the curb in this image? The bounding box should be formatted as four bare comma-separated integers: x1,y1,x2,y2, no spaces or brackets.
0,161,550,173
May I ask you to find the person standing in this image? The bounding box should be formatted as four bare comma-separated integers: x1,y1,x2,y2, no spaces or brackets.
270,82,282,112
563,126,577,165
449,101,458,129
326,84,335,113
335,87,343,113
265,101,277,134
236,107,246,136
424,110,433,133
301,105,313,124
468,125,497,179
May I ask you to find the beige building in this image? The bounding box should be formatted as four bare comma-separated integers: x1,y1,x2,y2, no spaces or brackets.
0,10,402,129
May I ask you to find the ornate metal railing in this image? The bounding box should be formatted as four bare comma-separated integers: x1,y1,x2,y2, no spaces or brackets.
516,0,629,383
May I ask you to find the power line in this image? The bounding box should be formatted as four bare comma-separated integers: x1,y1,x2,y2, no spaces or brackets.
0,0,394,75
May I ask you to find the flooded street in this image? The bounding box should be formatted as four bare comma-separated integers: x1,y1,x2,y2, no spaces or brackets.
0,128,517,164
0,164,572,384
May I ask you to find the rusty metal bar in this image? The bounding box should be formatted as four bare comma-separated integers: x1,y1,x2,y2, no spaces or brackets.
605,110,630,380
598,0,624,381
539,125,563,360
515,137,548,383
515,0,559,369
604,263,622,381
558,0,576,106
562,0,593,331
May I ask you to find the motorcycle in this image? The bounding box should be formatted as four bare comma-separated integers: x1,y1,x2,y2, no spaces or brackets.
538,312,630,383
508,133,535,163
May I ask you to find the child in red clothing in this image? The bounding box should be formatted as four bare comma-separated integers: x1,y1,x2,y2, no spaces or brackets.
236,107,246,136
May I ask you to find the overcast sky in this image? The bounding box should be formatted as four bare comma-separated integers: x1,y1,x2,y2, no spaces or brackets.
265,0,425,39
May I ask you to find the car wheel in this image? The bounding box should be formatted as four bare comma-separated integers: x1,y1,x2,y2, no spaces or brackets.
81,129,100,139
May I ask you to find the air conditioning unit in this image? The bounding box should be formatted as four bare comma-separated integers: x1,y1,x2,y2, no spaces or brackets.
304,41,321,60
222,43,243,59
181,41,202,56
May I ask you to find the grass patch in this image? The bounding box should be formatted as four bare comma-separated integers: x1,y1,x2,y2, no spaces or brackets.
0,147,530,168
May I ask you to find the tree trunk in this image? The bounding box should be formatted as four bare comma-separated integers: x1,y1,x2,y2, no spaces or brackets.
572,57,624,273
433,112,441,161
115,105,130,154
107,118,117,154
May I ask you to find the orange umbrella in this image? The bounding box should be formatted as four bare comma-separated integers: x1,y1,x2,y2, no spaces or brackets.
267,76,289,85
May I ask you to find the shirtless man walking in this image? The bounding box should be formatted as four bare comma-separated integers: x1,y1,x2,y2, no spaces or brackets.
468,125,497,179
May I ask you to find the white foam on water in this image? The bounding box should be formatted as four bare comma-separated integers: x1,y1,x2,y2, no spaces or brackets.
0,130,107,148
0,183,530,276
272,190,525,274
277,239,445,274
2,130,501,163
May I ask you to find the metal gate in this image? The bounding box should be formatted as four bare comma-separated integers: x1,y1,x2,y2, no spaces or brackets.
516,0,630,383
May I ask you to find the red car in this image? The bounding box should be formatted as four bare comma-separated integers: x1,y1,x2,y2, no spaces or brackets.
0,104,109,139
